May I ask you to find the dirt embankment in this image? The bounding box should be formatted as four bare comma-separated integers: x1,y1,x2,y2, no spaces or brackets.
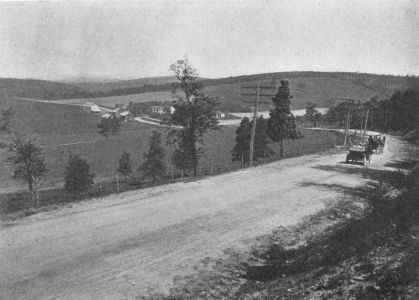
0,135,410,300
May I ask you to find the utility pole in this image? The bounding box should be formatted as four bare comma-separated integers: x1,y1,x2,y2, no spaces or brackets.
363,109,369,140
344,110,351,148
341,98,362,148
241,81,276,167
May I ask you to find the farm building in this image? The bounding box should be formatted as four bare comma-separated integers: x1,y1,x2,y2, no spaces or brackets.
90,105,101,113
119,111,130,122
101,113,112,118
216,111,226,118
84,101,101,113
151,105,164,114
150,106,175,114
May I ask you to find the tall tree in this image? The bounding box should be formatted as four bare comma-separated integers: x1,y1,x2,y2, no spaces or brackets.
98,113,121,137
0,107,14,134
233,116,273,165
140,130,166,183
266,80,298,158
8,135,48,205
304,101,320,126
117,151,132,179
232,117,251,165
64,153,94,193
165,57,219,177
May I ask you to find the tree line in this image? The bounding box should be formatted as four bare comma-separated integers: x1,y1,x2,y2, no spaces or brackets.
319,87,419,133
3,130,167,207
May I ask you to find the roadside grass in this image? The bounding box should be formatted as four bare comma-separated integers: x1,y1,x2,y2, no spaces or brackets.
0,129,343,217
156,158,419,300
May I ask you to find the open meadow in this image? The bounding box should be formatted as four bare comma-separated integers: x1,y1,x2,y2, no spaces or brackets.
0,126,343,197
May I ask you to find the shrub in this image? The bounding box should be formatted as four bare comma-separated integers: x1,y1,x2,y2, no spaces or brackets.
64,153,94,192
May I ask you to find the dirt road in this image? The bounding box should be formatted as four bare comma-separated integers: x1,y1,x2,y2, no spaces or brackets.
0,135,402,299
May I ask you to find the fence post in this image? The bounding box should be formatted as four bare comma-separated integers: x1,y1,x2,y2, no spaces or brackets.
171,164,174,181
116,175,120,193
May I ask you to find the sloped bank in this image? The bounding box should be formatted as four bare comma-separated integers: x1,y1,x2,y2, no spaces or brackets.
150,156,419,299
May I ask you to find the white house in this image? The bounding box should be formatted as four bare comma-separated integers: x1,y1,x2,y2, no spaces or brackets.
90,105,101,113
150,106,175,114
216,111,226,119
150,105,164,114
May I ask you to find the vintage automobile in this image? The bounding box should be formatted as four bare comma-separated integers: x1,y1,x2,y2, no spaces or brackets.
346,147,370,165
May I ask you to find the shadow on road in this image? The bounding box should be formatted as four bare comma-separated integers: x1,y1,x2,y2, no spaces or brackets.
239,161,419,299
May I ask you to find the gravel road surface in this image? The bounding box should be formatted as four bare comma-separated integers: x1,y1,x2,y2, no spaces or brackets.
0,135,401,299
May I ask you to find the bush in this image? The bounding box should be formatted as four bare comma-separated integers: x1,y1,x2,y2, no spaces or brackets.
64,153,94,193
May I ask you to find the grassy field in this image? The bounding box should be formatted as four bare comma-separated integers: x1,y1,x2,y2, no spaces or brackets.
55,76,378,111
0,97,150,135
0,127,343,195
0,97,102,134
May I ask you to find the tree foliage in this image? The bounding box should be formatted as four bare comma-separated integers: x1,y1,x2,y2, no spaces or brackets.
366,89,419,132
266,80,298,158
1,107,14,134
140,130,166,182
232,116,274,165
98,113,121,137
117,151,132,178
165,57,219,177
324,88,419,137
64,153,94,192
304,101,322,126
8,135,48,204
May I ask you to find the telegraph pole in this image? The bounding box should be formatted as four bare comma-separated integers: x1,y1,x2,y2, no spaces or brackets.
340,98,362,148
344,110,351,148
362,109,369,140
241,81,276,167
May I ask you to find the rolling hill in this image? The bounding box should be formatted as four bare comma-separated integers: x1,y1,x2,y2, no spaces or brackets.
0,78,94,100
67,76,178,93
54,74,397,111
2,72,418,112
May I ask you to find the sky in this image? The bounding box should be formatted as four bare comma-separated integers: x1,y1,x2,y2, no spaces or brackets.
0,0,418,80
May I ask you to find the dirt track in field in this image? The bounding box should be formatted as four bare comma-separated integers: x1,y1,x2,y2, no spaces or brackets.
0,134,403,299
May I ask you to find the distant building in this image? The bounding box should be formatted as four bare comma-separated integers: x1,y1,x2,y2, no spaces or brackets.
84,101,96,107
83,101,102,113
216,111,226,119
90,105,101,113
119,111,130,122
101,113,112,118
150,106,164,114
119,111,130,117
150,106,175,114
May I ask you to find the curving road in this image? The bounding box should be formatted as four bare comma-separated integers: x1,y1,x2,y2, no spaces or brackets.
0,135,402,299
